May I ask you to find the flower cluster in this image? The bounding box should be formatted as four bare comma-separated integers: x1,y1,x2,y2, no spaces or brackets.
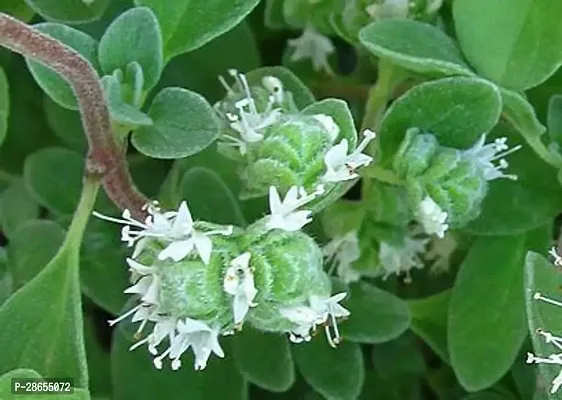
394,129,521,238
94,181,350,371
214,70,376,199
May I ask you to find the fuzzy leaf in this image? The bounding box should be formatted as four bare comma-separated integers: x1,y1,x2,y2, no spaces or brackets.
98,7,163,90
232,327,295,392
293,339,364,400
0,236,88,387
453,0,562,90
7,220,65,289
23,147,83,215
0,180,40,239
132,87,220,159
134,0,260,59
448,235,527,391
340,282,411,344
548,94,562,148
101,74,153,127
180,167,246,226
409,290,451,363
23,0,109,24
379,77,502,167
26,23,100,110
359,19,472,77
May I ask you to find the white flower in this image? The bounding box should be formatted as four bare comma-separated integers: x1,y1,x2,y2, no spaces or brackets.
265,185,325,232
425,0,443,14
174,319,225,371
321,129,376,183
312,114,340,142
366,0,410,20
281,293,350,347
94,201,233,265
287,26,335,75
462,134,522,181
217,70,282,155
550,246,562,268
378,237,428,282
223,252,258,324
323,231,362,283
280,306,319,343
416,196,449,238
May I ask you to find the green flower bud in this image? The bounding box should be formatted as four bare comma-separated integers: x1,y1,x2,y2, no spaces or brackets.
240,114,335,198
394,130,520,235
239,222,331,332
393,127,440,178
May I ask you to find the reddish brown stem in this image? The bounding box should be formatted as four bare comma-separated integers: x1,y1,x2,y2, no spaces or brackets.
0,12,148,220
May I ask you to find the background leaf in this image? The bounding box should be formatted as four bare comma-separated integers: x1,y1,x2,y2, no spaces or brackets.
0,369,90,399
134,0,260,60
23,147,83,215
98,7,163,90
26,23,100,110
112,330,247,400
180,167,246,226
453,0,562,90
232,327,295,392
293,340,364,400
0,238,88,387
24,0,109,24
0,179,40,239
448,235,527,391
378,76,502,167
340,281,411,344
132,87,220,159
359,19,472,77
7,220,65,289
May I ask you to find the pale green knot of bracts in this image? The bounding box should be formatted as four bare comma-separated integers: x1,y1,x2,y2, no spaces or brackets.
93,191,350,371
214,69,376,200
393,128,521,236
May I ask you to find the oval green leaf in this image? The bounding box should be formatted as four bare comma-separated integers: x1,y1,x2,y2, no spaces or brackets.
340,282,411,344
378,77,502,167
232,327,295,392
24,147,84,215
7,220,65,289
132,87,220,159
180,167,246,226
134,0,260,60
98,7,163,90
453,0,562,90
293,339,364,400
26,23,100,110
0,179,40,239
448,235,527,391
24,0,109,24
0,240,88,387
359,19,472,77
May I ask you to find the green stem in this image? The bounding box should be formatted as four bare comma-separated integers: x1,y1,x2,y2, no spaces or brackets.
361,59,399,197
360,59,396,133
64,175,100,250
361,165,402,185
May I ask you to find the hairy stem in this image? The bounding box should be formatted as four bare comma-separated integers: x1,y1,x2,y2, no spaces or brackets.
0,12,149,220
